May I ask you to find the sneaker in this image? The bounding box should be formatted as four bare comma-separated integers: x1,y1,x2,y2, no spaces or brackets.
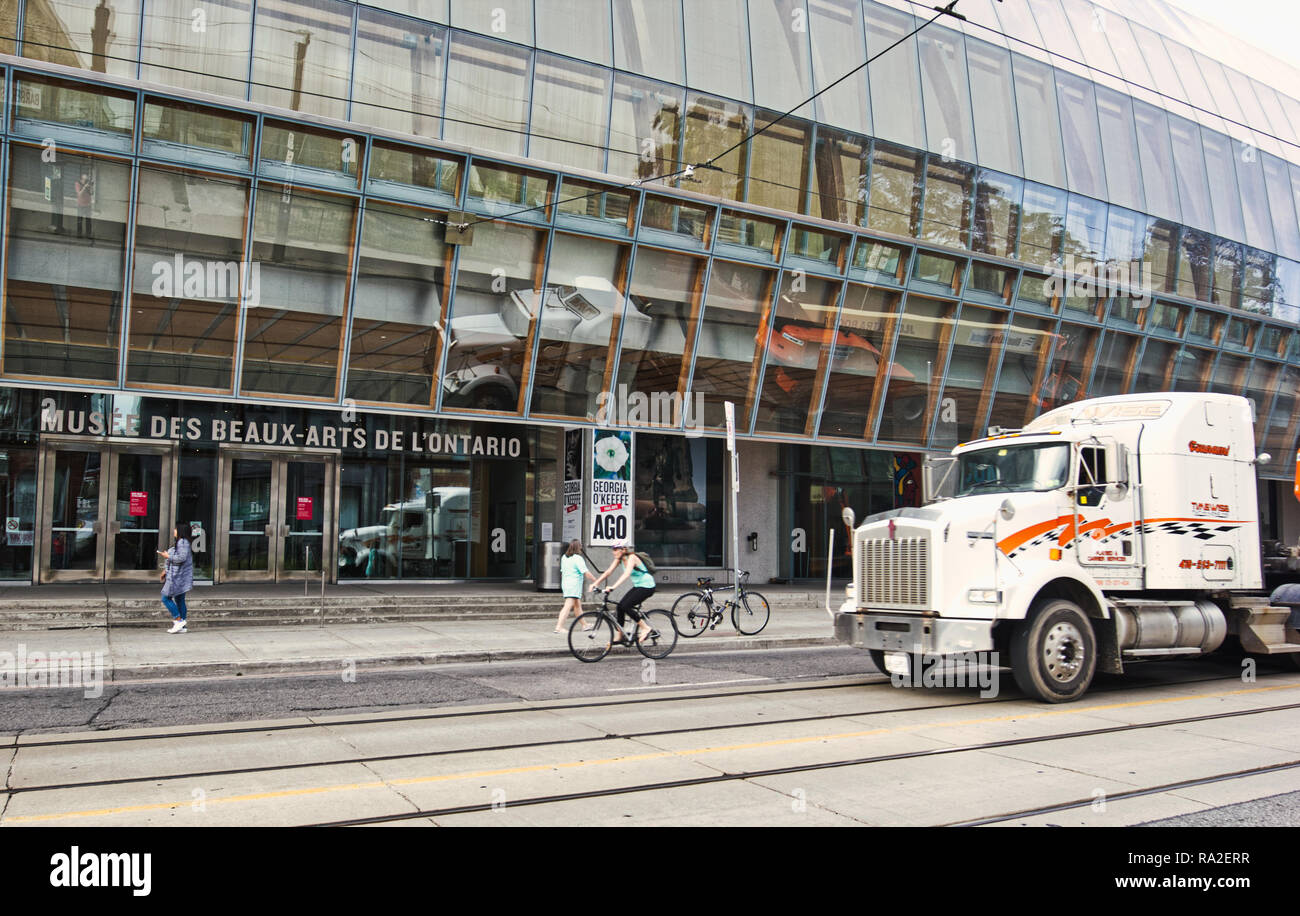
179,620,188,632
167,620,183,633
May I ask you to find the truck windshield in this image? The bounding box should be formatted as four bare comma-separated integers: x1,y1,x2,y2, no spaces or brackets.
955,443,1070,497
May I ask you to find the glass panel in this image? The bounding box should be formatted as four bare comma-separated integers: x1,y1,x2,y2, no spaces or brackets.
809,128,868,227
1210,353,1249,395
1104,207,1147,276
113,453,162,572
808,0,869,133
681,93,750,203
1134,338,1175,392
866,143,920,238
817,285,899,439
466,163,553,217
614,247,704,417
851,239,906,285
932,304,1007,448
227,458,271,572
443,32,530,156
1143,219,1178,296
452,0,531,43
1145,300,1186,338
241,185,356,399
1233,141,1276,254
24,0,140,77
912,252,960,288
864,2,926,150
142,0,252,97
352,8,445,139
919,159,972,248
338,455,392,579
49,450,101,572
1062,194,1106,274
1055,71,1106,200
528,235,629,420
612,0,684,85
1012,54,1066,187
368,141,461,204
345,201,449,406
128,166,249,391
1094,86,1144,213
0,447,36,579
969,262,1012,301
12,74,134,140
688,260,775,429
917,25,975,163
966,38,1021,176
250,0,353,119
1242,248,1274,316
556,179,635,235
1224,318,1254,351
1175,228,1213,303
5,146,129,382
1186,309,1220,344
789,226,847,269
748,0,811,111
874,297,955,445
972,171,1021,259
530,53,611,173
536,0,612,67
260,122,360,186
142,98,254,164
1201,130,1246,244
633,435,722,567
1108,295,1145,327
641,195,712,247
1091,331,1138,398
283,461,326,574
683,0,750,101
754,274,840,435
1213,239,1241,310
986,313,1054,432
1261,155,1300,261
716,210,781,259
1170,343,1212,392
442,221,544,413
1035,323,1096,413
748,113,808,214
1167,115,1214,233
1131,101,1181,224
607,74,682,181
1262,366,1300,460
1018,182,1065,268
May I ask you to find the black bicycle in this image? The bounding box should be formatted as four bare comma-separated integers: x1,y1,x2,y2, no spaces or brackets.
567,587,678,662
671,570,770,637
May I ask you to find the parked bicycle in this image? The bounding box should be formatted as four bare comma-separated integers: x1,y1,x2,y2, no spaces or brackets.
672,570,770,637
567,587,678,662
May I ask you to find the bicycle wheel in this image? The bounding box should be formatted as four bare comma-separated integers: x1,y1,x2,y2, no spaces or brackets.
635,610,678,660
568,612,614,662
671,592,711,638
731,591,771,635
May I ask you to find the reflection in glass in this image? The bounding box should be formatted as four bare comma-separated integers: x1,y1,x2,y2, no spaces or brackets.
808,0,868,133
227,459,271,572
1170,344,1212,392
612,0,683,84
867,144,920,238
113,453,162,572
754,274,840,435
749,113,808,214
987,314,1056,429
932,305,1007,448
1012,54,1066,187
142,0,251,97
1210,353,1249,395
681,94,749,203
352,8,445,139
608,74,681,181
1213,239,1241,310
919,159,972,248
1167,115,1214,233
1018,183,1065,268
530,54,611,172
12,74,134,139
528,234,630,420
687,261,774,430
973,171,1021,259
918,25,975,163
1233,140,1276,254
810,129,868,227
443,32,530,156
368,142,461,203
442,222,544,413
641,196,713,247
864,2,925,150
142,98,254,164
128,166,249,390
282,461,326,573
5,146,128,381
966,38,1021,176
25,0,140,77
260,122,359,185
0,448,37,580
346,201,449,406
556,179,634,235
49,450,101,571
250,0,352,119
875,297,955,445
1091,331,1138,397
614,247,704,420
817,285,899,439
242,185,356,399
1035,323,1095,414
634,434,722,567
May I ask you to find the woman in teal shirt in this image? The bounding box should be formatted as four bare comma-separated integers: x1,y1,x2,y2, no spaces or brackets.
590,541,656,644
554,540,597,633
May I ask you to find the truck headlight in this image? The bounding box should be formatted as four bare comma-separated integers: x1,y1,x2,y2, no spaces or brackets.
967,588,1001,604
845,582,856,601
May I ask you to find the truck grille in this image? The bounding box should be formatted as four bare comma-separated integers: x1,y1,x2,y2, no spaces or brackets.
857,535,930,608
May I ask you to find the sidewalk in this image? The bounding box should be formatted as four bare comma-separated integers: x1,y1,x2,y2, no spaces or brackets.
0,588,843,681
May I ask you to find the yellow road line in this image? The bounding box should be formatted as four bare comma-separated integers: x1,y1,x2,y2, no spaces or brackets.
6,680,1298,824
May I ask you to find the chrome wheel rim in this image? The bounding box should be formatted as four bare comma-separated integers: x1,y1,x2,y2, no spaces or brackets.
1042,621,1085,683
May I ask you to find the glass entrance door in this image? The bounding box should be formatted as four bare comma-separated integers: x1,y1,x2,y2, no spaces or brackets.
216,449,335,583
38,440,177,583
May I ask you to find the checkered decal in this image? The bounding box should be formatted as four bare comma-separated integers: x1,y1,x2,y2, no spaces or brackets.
1002,519,1245,558
1123,521,1242,541
1005,531,1068,558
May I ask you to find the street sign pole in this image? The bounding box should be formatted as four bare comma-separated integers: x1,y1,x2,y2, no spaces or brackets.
725,401,740,587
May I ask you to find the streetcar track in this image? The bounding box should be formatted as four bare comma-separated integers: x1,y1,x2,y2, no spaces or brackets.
946,760,1300,826
299,701,1300,827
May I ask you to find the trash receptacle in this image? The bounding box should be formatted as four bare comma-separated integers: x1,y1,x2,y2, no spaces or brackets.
537,541,563,591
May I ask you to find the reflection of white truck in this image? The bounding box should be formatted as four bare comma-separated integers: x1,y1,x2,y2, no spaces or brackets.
338,487,469,574
832,392,1300,702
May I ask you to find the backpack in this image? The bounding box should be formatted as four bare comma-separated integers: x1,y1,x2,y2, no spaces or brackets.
634,550,657,574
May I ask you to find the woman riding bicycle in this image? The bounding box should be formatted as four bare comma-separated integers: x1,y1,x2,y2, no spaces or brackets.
590,541,656,644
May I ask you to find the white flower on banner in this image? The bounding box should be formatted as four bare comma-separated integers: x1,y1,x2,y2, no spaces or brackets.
594,435,629,474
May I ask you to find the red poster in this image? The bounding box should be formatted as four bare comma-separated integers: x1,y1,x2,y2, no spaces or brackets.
296,496,313,521
129,491,148,517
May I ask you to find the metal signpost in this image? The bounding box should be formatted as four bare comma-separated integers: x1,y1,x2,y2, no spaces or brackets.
725,401,740,587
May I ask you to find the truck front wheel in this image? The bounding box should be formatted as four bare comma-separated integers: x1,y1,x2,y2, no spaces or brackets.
1010,599,1097,703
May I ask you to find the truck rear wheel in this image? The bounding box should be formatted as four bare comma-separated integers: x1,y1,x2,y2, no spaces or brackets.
1010,599,1096,703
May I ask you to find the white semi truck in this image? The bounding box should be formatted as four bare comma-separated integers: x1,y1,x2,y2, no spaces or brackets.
832,392,1300,702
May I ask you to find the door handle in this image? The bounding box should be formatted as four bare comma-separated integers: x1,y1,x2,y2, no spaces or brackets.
265,524,274,537
280,524,289,538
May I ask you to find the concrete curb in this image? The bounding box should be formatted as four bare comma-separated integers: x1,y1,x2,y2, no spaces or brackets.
101,635,839,681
